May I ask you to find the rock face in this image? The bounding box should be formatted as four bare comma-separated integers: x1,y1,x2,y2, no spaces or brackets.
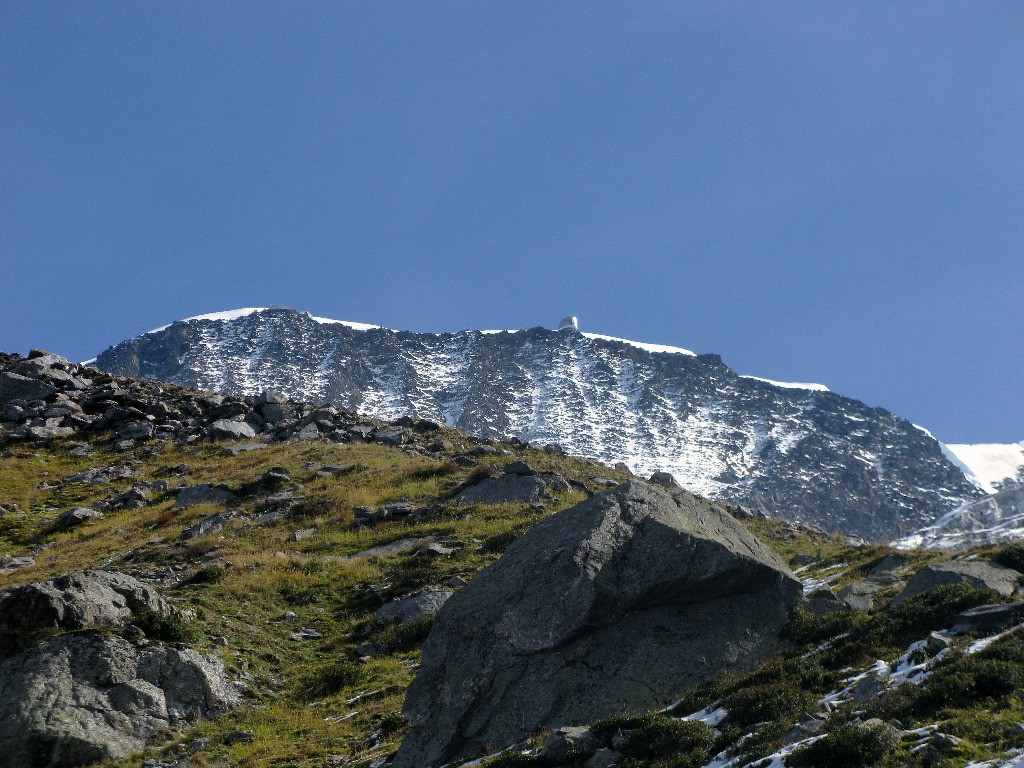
0,633,238,767
895,486,1024,551
892,560,1022,605
392,480,802,768
90,306,984,541
0,570,171,655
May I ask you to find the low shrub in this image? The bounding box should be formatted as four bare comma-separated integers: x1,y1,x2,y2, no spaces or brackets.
369,616,434,655
405,461,460,480
178,564,226,586
866,583,999,649
992,544,1024,574
591,714,714,768
724,681,815,729
918,657,1024,713
376,709,408,737
482,525,532,554
291,497,342,519
130,611,201,644
744,656,831,693
783,604,866,646
788,721,899,768
483,752,545,768
299,660,364,700
862,682,919,720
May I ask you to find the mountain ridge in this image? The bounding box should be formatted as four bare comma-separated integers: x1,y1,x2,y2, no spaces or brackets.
92,306,985,541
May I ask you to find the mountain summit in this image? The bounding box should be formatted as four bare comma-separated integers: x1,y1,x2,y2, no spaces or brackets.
93,306,983,541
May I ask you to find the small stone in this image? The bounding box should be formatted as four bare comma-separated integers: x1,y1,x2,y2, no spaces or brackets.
293,422,320,440
852,674,885,702
933,733,963,750
256,390,288,406
180,513,229,540
208,419,257,440
289,528,316,542
412,542,453,558
375,590,453,625
55,506,104,530
540,726,600,762
174,484,238,509
649,471,679,488
261,467,291,484
223,730,255,746
586,748,623,768
503,461,536,476
223,443,266,456
290,627,324,641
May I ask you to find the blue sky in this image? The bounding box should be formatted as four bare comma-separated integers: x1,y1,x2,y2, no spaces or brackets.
3,3,1022,443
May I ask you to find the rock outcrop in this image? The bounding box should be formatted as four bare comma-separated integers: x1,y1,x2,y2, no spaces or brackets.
454,473,547,505
392,480,802,768
892,560,1022,605
0,571,236,766
0,633,238,767
0,570,172,655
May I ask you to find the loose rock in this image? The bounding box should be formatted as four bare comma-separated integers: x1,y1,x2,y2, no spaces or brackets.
376,590,453,625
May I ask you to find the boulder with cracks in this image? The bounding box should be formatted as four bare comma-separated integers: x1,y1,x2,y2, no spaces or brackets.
0,633,238,767
393,480,802,768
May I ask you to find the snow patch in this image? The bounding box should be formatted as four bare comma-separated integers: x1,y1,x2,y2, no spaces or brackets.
581,332,696,357
740,375,830,393
143,307,270,335
942,442,1024,494
143,307,386,337
305,313,383,331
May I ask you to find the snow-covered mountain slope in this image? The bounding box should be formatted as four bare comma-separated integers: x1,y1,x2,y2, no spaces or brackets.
940,442,1024,493
894,486,1024,550
92,306,985,541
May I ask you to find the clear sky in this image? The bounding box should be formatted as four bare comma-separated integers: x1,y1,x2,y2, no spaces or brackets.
3,3,1022,443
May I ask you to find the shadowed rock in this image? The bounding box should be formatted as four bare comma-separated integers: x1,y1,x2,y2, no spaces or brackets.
393,480,801,768
455,473,547,505
0,571,172,656
0,634,238,767
173,484,237,509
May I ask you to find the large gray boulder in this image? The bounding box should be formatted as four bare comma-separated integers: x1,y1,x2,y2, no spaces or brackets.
454,473,547,505
0,571,172,655
892,560,1022,605
208,419,257,440
393,480,801,768
0,633,238,767
0,371,57,403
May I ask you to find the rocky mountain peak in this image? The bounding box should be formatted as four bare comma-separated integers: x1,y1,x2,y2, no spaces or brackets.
90,306,985,541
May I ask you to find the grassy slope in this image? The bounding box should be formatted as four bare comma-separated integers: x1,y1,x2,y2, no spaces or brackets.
0,431,618,768
3,427,1024,768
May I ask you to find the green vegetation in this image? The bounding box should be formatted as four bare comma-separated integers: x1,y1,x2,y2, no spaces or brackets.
5,421,1024,768
789,721,900,768
129,611,202,644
